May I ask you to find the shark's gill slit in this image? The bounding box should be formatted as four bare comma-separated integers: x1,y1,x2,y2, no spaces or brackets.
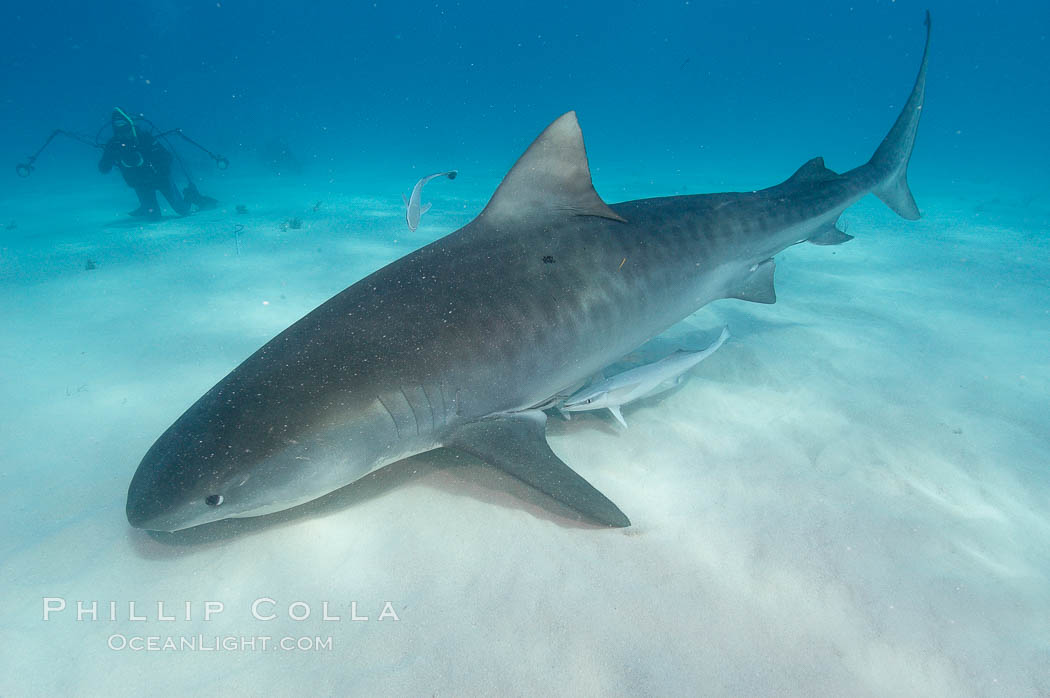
399,386,420,436
375,395,400,439
420,383,437,432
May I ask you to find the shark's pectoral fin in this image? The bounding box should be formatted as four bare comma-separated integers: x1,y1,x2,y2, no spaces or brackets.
479,112,627,225
608,406,628,429
808,221,854,246
445,410,631,527
420,202,432,215
727,258,776,304
402,193,409,207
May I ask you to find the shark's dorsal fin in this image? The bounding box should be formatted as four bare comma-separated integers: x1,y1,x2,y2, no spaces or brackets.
480,112,627,225
445,410,630,527
784,157,839,186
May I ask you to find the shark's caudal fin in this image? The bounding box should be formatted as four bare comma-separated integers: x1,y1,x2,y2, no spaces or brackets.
479,111,627,225
867,11,931,220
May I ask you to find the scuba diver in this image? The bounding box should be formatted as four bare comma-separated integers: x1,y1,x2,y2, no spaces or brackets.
16,108,227,221
99,108,217,220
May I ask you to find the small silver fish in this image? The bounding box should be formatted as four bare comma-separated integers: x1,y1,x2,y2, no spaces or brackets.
403,170,457,231
562,327,729,428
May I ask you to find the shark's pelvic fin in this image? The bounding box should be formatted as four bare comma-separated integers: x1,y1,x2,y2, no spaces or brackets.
868,11,931,220
728,258,776,304
479,111,627,225
445,410,631,527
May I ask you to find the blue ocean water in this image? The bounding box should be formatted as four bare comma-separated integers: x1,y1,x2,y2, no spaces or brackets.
2,1,1049,696
4,1,1048,189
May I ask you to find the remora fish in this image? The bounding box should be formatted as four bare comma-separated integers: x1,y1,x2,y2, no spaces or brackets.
403,170,458,231
127,14,931,531
562,327,730,428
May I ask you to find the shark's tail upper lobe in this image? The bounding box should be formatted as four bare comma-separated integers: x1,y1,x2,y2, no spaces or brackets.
866,11,931,220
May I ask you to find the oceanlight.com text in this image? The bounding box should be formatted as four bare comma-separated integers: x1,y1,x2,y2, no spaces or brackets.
107,634,334,652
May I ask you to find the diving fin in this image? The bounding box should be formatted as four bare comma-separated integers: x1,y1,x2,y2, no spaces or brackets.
183,184,218,211
446,410,631,527
195,194,218,211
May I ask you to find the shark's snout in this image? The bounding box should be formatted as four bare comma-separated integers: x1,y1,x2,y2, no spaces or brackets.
125,441,226,532
126,458,181,531
125,499,153,529
126,476,223,532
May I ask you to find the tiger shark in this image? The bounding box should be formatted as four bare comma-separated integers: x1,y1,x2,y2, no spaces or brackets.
127,14,930,531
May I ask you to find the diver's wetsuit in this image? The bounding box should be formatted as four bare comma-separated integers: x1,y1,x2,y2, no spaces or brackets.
98,129,189,219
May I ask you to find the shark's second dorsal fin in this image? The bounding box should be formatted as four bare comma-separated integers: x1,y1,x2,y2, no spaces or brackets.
784,157,839,186
480,112,627,225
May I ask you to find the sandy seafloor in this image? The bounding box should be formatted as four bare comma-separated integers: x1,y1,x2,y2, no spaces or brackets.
1,155,1048,697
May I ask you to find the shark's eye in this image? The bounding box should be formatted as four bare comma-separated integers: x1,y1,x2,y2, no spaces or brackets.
205,494,224,507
